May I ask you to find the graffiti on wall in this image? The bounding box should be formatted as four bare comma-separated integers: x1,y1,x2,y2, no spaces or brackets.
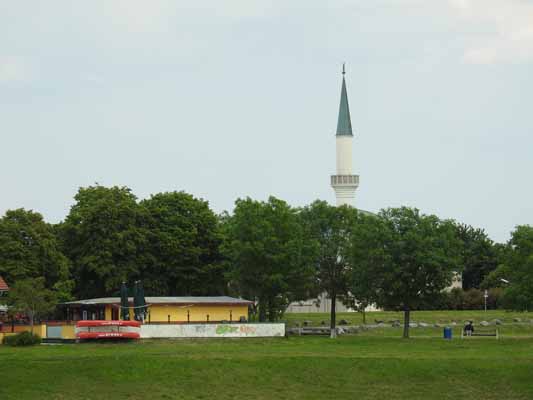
140,323,284,338
215,325,257,335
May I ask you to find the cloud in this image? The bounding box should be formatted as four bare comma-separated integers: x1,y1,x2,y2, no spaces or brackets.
98,0,270,33
449,0,533,64
0,56,30,83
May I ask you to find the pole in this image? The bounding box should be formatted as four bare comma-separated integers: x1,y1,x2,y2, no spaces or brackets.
484,290,488,312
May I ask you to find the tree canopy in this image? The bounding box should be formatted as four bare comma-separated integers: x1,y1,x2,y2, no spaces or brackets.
222,197,317,322
7,277,57,332
300,201,359,337
345,212,385,324
59,185,149,298
502,225,533,310
141,191,224,296
371,207,462,338
455,223,499,290
0,209,71,299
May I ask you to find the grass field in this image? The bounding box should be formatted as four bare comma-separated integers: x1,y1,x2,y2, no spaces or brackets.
2,331,533,399
282,310,533,327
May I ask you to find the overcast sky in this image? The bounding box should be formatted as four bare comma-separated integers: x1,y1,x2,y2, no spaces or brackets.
1,0,532,243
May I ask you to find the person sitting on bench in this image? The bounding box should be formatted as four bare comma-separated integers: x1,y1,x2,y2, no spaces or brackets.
464,321,474,336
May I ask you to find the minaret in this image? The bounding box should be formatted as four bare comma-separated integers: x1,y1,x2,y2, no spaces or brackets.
331,64,359,207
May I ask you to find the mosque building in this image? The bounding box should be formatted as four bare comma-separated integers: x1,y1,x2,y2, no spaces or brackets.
286,66,361,314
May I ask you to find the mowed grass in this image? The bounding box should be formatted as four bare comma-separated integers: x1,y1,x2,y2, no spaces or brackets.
283,310,533,327
2,335,533,400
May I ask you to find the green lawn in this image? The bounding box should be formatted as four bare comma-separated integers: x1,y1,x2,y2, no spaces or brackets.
2,335,533,399
283,310,533,327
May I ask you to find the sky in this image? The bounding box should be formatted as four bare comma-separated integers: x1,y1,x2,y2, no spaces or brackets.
1,0,532,243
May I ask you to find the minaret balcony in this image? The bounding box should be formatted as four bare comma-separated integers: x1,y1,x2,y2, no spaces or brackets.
331,175,359,186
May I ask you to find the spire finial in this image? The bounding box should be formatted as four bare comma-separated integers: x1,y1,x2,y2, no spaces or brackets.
342,62,345,75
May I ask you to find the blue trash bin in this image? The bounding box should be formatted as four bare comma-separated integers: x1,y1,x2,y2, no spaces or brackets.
443,326,452,339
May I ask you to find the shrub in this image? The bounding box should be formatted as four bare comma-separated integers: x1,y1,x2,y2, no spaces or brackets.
463,289,484,310
2,331,42,346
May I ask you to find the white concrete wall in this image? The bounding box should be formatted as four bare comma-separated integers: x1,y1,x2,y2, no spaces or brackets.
336,136,353,175
140,323,285,339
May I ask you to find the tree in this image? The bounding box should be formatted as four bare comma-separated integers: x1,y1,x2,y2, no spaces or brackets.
222,197,317,322
455,224,498,289
501,225,533,311
59,185,149,298
345,213,384,325
300,201,359,337
141,191,225,296
372,207,462,338
480,263,512,290
0,209,71,294
7,278,57,333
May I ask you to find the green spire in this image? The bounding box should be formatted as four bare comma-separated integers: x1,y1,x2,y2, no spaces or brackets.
336,64,353,136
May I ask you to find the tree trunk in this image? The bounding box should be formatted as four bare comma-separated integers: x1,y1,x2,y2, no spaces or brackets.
258,298,267,322
30,312,35,335
403,307,410,339
268,299,276,322
330,292,337,339
362,308,366,325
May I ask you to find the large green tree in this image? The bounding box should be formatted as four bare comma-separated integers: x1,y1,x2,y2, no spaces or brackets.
222,197,317,322
345,212,385,325
141,191,225,296
59,185,149,298
0,209,71,299
455,223,499,289
300,201,359,337
502,225,533,310
372,207,462,338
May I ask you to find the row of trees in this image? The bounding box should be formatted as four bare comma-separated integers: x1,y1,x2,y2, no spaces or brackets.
1,185,531,338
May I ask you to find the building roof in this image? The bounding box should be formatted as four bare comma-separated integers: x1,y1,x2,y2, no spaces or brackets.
61,296,253,307
336,67,353,137
0,276,9,292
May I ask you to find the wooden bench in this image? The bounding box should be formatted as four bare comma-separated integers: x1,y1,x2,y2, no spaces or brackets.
461,328,499,339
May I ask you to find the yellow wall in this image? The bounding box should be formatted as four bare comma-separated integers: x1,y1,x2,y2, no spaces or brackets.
0,324,47,343
105,306,112,321
61,324,76,339
104,304,248,323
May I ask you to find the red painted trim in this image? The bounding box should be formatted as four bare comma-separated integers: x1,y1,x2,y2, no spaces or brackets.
76,331,140,340
76,320,141,328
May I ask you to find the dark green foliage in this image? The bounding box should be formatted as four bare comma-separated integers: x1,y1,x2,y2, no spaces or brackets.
481,263,512,290
502,225,533,310
444,288,466,310
2,331,42,346
442,288,503,310
455,224,499,289
0,209,71,297
369,207,463,337
59,185,149,298
300,201,360,334
6,278,57,331
222,197,318,321
141,191,225,296
346,212,387,324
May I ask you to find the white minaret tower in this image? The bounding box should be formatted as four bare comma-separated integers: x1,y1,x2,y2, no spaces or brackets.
331,64,359,207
